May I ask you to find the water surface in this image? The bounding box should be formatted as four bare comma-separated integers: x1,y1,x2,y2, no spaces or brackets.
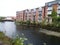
0,21,60,45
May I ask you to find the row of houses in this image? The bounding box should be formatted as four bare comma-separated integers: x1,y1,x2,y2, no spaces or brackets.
16,0,60,23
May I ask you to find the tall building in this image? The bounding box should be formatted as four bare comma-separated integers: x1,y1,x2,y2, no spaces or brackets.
35,7,42,23
32,8,36,22
45,0,60,23
26,9,31,21
31,9,35,22
42,6,46,21
23,10,27,22
16,0,60,23
16,11,20,22
16,11,24,22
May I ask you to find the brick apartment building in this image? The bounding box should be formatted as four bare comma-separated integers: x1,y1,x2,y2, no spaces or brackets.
16,11,24,22
45,0,60,23
35,8,42,23
16,0,60,23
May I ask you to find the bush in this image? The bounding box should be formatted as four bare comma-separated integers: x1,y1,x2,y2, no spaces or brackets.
12,34,28,45
26,20,31,25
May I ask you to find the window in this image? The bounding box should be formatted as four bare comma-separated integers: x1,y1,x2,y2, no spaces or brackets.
58,14,60,15
39,11,42,13
39,18,42,20
48,10,52,11
58,8,60,10
47,2,52,7
57,2,60,5
39,14,42,17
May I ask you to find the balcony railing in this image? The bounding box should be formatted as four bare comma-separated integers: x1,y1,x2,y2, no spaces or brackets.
57,10,60,14
38,8,42,12
47,11,52,15
47,4,52,7
57,1,60,5
47,7,52,11
57,6,60,9
38,15,42,18
39,12,42,14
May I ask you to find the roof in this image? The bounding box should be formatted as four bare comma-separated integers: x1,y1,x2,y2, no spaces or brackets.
45,0,60,6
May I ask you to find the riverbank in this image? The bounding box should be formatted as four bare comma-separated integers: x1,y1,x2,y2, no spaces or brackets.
40,24,60,32
39,29,60,37
0,31,29,45
0,32,12,45
16,24,60,37
16,22,60,32
38,30,60,45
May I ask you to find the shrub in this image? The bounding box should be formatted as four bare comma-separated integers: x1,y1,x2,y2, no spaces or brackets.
26,20,31,25
12,34,28,45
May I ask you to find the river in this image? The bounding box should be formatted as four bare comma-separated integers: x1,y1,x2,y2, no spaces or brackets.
0,21,60,45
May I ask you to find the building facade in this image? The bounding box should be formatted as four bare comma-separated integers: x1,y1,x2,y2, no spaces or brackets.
45,0,60,23
35,8,42,23
16,0,60,23
16,11,24,22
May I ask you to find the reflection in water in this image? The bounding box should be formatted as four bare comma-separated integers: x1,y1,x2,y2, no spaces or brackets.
0,21,60,45
0,22,43,45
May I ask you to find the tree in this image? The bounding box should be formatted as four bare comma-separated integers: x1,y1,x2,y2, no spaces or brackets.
56,16,60,22
0,17,5,22
51,8,57,22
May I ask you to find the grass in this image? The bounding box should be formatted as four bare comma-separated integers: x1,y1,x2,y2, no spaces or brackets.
0,32,12,45
0,32,28,45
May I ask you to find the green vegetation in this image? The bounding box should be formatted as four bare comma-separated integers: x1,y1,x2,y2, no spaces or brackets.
40,8,60,32
16,8,60,32
51,8,57,22
0,17,5,22
50,8,60,27
26,20,31,25
12,34,28,45
0,32,33,45
0,32,12,45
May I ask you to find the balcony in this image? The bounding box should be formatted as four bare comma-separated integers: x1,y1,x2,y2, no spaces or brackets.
39,12,42,14
38,8,42,11
33,12,36,15
47,3,52,7
57,1,60,5
39,15,42,17
47,7,52,11
57,6,60,9
47,11,52,15
38,17,42,22
57,10,60,14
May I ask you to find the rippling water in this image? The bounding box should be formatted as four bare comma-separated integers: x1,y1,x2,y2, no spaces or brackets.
0,21,60,45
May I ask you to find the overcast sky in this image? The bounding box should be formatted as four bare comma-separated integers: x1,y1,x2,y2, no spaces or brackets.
0,0,54,17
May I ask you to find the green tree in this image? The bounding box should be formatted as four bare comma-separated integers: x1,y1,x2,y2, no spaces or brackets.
0,17,5,22
56,16,60,22
51,8,57,22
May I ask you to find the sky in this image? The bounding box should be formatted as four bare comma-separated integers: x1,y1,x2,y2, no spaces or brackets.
0,0,54,17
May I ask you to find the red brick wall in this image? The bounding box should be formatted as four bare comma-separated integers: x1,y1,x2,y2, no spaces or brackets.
35,8,39,22
42,7,45,21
